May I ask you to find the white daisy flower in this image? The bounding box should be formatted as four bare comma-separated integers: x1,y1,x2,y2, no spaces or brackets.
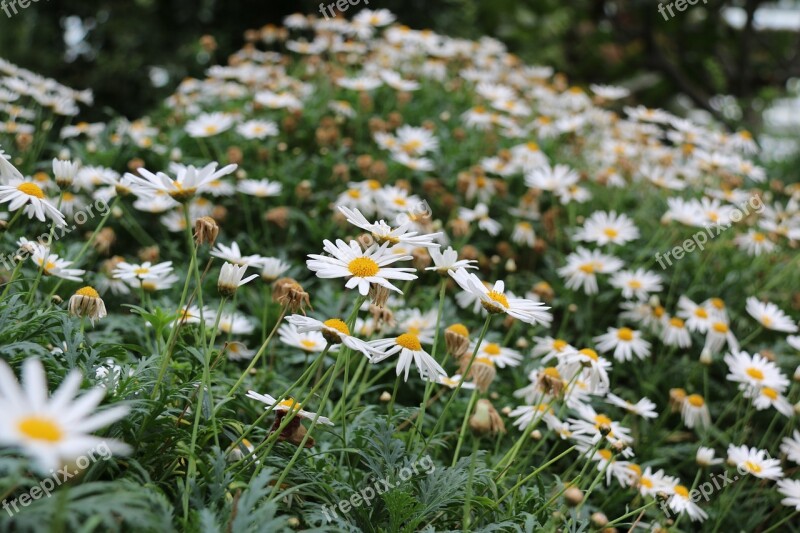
124,162,237,202
777,479,800,510
210,241,265,268
285,315,379,360
218,262,259,297
668,485,708,522
0,145,23,180
727,444,783,480
606,393,658,418
236,119,278,140
185,112,235,138
278,323,330,353
724,350,789,394
781,430,800,465
681,394,711,429
609,268,663,301
425,246,477,274
745,297,798,333
696,446,723,467
573,211,640,246
369,331,446,382
112,260,174,283
593,326,651,362
0,359,130,472
557,247,624,295
246,391,333,426
0,179,66,226
237,179,282,198
558,348,611,394
472,341,523,368
636,466,678,497
662,317,692,348
306,239,417,296
449,268,552,326
31,249,85,282
338,206,442,249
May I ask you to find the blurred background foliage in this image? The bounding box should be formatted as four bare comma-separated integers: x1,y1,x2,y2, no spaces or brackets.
1,0,800,158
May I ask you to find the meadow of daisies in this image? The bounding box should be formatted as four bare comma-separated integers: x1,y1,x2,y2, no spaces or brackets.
1,8,800,532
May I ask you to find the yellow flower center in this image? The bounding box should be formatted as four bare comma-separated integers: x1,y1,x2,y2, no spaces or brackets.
710,298,725,310
694,307,708,318
761,315,772,327
396,333,422,351
543,367,561,379
603,228,619,239
475,356,495,366
745,367,764,381
594,414,612,427
323,319,350,336
483,343,501,356
526,141,539,151
761,387,778,400
640,477,654,489
17,182,46,199
579,348,598,361
552,339,568,351
628,464,642,477
712,322,728,334
18,416,63,442
744,461,762,474
204,125,218,135
347,189,361,198
300,339,317,350
134,267,150,276
687,394,705,407
753,232,765,243
628,280,642,289
75,286,100,298
616,327,634,341
598,449,613,461
669,317,685,328
447,323,469,337
578,263,595,274
675,485,689,498
277,398,301,411
486,290,509,309
348,257,380,277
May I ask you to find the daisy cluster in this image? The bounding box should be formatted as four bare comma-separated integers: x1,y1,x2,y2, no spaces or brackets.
0,8,799,531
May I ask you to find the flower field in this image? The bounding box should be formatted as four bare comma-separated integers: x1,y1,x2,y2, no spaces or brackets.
1,9,800,532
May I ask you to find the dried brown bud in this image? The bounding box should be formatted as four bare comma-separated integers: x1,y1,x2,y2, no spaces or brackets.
469,399,506,436
265,207,290,229
194,216,220,247
93,227,116,255
272,278,311,313
138,245,160,263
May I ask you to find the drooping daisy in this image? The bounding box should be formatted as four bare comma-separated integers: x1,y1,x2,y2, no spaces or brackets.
306,239,417,296
681,394,711,429
217,262,259,297
696,446,723,467
285,315,379,360
224,341,256,361
533,337,575,363
211,241,265,268
593,326,651,362
703,320,739,354
727,444,783,480
0,179,66,226
369,331,446,382
260,257,291,282
573,211,640,246
558,348,611,394
667,485,708,522
215,312,255,336
449,268,552,326
246,391,333,426
0,359,130,471
557,247,624,295
68,286,107,324
745,297,798,333
661,317,692,348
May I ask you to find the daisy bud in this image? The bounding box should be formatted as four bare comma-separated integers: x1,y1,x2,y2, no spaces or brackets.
564,486,583,507
590,512,608,528
530,430,542,440
501,406,512,415
445,323,470,359
505,258,517,272
369,284,391,308
0,220,7,233
469,399,505,436
272,278,311,313
533,281,554,302
794,366,800,382
699,348,713,365
51,295,63,305
669,388,687,412
412,248,431,271
468,357,496,393
515,338,529,350
53,158,80,189
69,286,107,324
194,216,220,247
138,246,160,263
379,391,391,402
287,517,300,528
264,206,290,229
93,227,116,255
218,262,258,298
